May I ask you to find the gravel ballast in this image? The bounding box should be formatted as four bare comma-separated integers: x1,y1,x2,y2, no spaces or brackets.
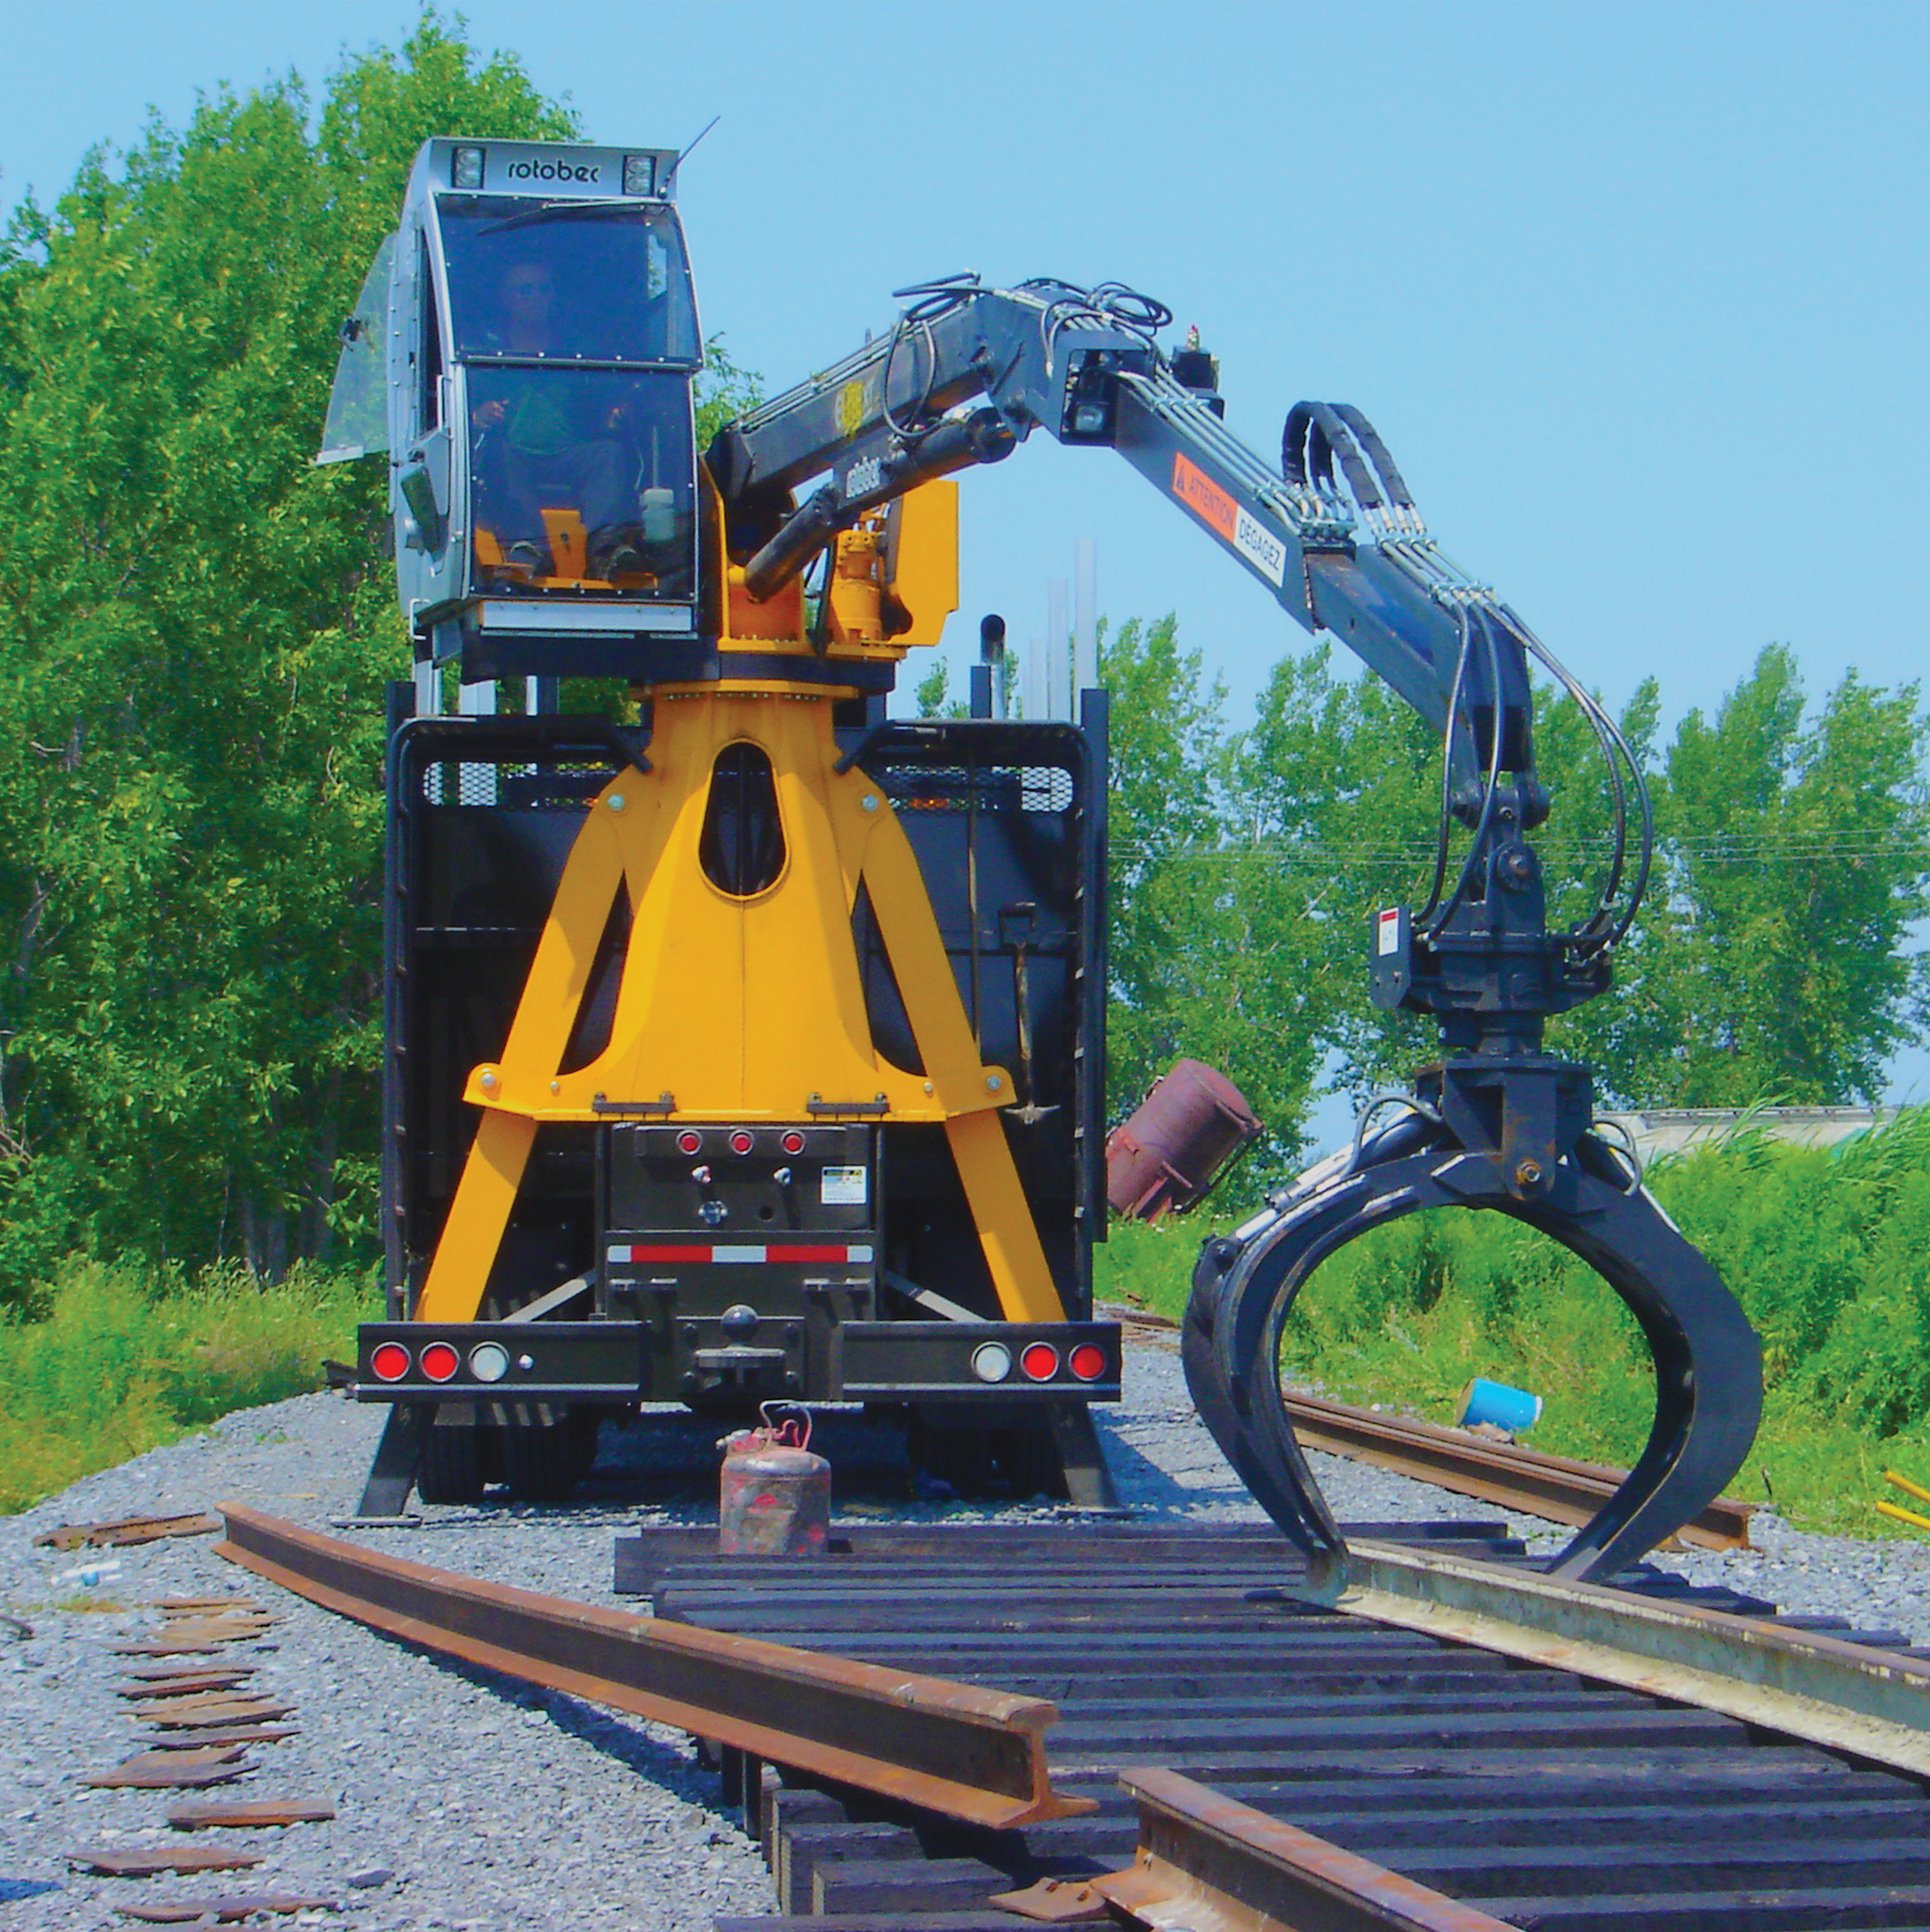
5,1312,1928,1928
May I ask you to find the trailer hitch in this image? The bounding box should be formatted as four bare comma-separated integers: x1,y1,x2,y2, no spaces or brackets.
1184,787,1763,1583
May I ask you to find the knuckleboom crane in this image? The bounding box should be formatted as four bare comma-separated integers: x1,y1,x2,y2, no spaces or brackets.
327,139,1759,1577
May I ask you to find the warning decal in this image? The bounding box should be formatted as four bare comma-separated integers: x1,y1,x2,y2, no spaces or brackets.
1172,452,1237,540
1171,453,1287,586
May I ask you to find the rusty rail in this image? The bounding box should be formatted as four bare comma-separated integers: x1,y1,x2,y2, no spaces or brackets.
214,1503,1090,1829
1102,1767,1519,1932
1282,1389,1753,1551
1303,1534,1930,1778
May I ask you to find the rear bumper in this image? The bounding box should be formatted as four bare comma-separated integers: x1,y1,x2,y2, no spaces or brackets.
354,1317,1121,1405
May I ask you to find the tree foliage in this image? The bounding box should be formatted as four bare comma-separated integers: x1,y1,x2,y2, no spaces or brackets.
1642,648,1930,1103
0,23,576,1304
2,27,1923,1315
1104,623,1929,1187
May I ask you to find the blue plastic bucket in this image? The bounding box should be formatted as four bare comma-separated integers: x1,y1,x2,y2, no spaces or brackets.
1458,1376,1542,1434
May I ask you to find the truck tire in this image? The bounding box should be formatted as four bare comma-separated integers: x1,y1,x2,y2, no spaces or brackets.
989,1419,1063,1501
501,1409,598,1503
417,1421,486,1504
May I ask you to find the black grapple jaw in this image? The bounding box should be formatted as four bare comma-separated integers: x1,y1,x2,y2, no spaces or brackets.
1185,832,1763,1585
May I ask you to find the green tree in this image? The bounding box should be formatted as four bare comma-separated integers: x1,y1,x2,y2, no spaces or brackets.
1234,644,1442,1109
1637,647,1930,1105
912,654,962,719
0,22,576,1303
1104,617,1331,1170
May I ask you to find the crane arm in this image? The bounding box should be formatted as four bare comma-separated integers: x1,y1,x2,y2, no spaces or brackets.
706,275,1532,779
708,275,1757,1592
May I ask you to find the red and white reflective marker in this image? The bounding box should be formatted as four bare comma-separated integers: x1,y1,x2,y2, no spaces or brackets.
608,1242,875,1266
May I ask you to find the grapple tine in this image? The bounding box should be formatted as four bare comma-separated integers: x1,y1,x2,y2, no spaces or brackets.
1183,1120,1762,1585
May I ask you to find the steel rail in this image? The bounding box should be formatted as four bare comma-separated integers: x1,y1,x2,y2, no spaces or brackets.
213,1503,1091,1829
1280,1389,1755,1552
1110,1309,1753,1550
676,1521,1930,1929
1102,1767,1519,1932
1301,1534,1930,1777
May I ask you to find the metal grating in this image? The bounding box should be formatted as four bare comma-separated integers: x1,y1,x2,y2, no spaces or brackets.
877,764,1075,814
420,760,1075,814
422,760,619,810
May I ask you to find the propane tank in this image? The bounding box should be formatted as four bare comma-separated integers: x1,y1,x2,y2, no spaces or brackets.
718,1405,831,1557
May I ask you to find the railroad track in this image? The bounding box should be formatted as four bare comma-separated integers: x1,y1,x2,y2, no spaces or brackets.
218,1505,1930,1932
640,1522,1930,1931
1108,1309,1755,1552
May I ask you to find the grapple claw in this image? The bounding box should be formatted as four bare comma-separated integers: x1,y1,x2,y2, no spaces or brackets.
1182,1111,1762,1583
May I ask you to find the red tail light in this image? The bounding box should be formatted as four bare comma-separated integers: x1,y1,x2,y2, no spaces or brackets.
677,1130,704,1155
780,1129,806,1156
729,1129,755,1155
370,1342,412,1382
1019,1342,1060,1382
419,1341,461,1382
1069,1343,1109,1382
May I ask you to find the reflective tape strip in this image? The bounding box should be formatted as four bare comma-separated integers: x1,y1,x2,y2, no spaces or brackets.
607,1242,877,1266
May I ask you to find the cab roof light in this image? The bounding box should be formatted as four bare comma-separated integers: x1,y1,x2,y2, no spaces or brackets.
622,153,656,196
451,145,486,191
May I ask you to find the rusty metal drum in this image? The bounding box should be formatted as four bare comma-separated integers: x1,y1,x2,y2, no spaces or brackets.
1105,1058,1263,1222
719,1412,831,1557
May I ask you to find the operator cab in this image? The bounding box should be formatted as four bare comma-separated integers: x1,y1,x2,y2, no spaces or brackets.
320,138,703,682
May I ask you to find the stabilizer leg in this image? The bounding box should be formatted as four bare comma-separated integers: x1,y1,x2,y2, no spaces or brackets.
1047,1401,1123,1512
351,1403,433,1520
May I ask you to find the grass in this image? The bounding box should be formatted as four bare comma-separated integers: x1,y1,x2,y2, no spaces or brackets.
0,1258,376,1514
1095,1111,1930,1541
14,1115,1930,1540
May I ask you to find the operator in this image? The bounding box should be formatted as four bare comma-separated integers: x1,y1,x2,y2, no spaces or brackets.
469,258,644,580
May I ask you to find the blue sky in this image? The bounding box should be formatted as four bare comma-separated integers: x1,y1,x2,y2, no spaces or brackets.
5,0,1927,1110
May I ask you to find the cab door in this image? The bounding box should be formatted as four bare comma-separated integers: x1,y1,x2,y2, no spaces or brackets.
390,224,463,634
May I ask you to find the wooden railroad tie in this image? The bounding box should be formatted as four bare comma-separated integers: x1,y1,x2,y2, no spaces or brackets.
166,1799,337,1831
35,1512,222,1551
67,1845,263,1877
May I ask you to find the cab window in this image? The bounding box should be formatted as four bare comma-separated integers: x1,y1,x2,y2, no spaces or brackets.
436,197,701,368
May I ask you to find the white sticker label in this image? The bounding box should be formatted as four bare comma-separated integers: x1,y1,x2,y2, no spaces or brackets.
821,1165,869,1206
1377,908,1402,956
1235,507,1288,586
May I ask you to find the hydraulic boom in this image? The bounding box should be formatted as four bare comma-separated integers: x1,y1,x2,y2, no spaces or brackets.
711,273,1762,1582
